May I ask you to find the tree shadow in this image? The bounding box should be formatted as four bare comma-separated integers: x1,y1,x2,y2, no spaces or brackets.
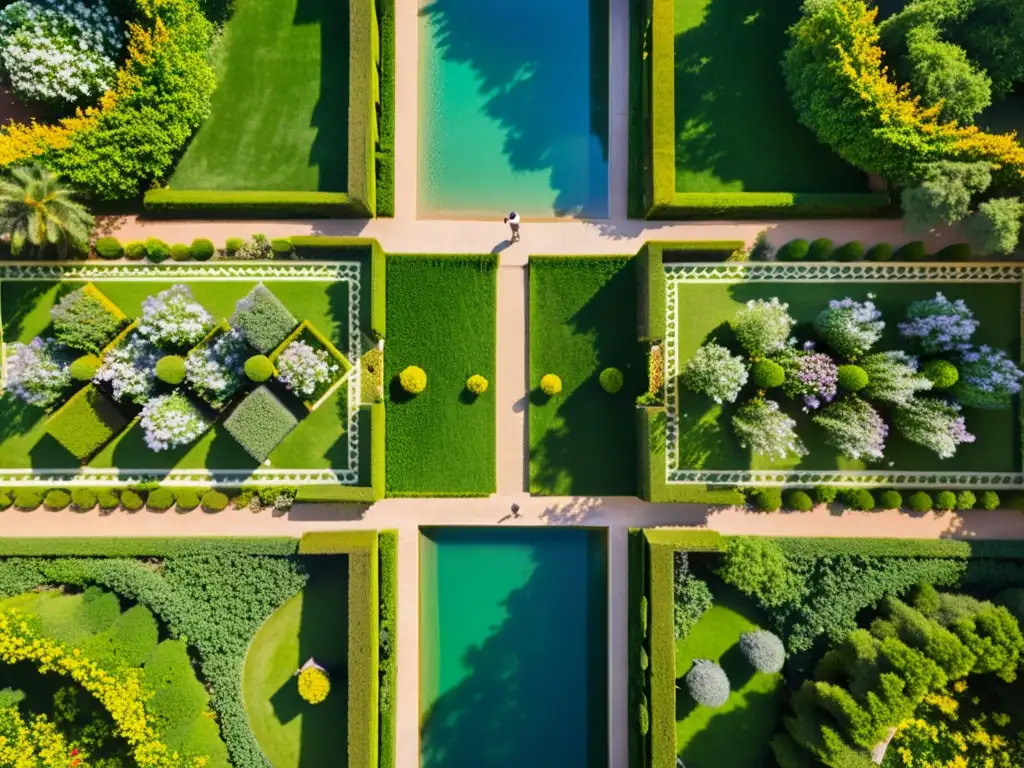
0,395,46,444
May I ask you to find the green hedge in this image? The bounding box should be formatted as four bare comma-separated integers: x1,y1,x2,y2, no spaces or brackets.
347,538,380,768
645,529,725,551
294,485,377,504
646,538,676,768
371,402,386,500
0,538,299,556
628,528,648,768
348,0,378,219
45,385,128,460
378,530,397,768
142,189,372,218
298,531,379,554
769,537,971,559
649,192,891,219
222,386,299,462
375,0,395,218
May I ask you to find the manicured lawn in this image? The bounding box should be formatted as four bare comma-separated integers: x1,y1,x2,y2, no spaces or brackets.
384,255,497,495
673,0,866,193
675,580,783,767
529,257,645,495
672,280,1021,472
169,0,349,191
242,557,349,768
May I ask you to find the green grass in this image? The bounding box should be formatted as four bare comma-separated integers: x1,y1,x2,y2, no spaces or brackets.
673,0,867,193
169,0,349,192
529,257,646,495
242,557,349,768
674,581,783,767
672,280,1022,472
384,255,497,496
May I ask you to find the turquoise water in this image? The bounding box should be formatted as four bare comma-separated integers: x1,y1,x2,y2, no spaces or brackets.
420,527,608,768
418,0,610,218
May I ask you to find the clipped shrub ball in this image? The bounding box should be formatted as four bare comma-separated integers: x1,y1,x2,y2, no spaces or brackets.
955,490,976,511
908,491,933,512
244,355,274,383
0,492,11,511
808,238,833,260
936,243,971,261
224,237,244,253
878,490,903,510
739,630,786,673
540,374,562,396
979,490,1000,510
70,354,101,382
922,360,958,389
837,365,869,392
896,241,928,261
685,660,730,707
145,238,170,263
146,488,175,511
175,489,200,511
71,488,97,511
815,485,838,504
120,490,144,512
43,489,71,511
297,666,330,704
844,488,875,511
466,374,488,395
750,487,782,512
751,360,785,389
201,490,229,512
170,243,191,262
833,241,864,262
124,241,147,260
271,238,294,256
935,490,957,512
155,355,186,385
777,239,809,261
94,236,123,260
97,490,120,511
866,243,894,261
14,490,42,511
785,490,813,512
190,238,215,261
599,367,624,394
400,366,427,395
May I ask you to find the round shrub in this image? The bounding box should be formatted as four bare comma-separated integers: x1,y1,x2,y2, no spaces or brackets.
201,490,229,512
816,485,838,504
169,243,191,262
908,491,933,512
540,374,562,396
685,660,730,707
878,490,903,510
124,241,147,260
979,490,1001,510
837,365,868,392
466,374,488,395
922,359,959,389
751,360,785,389
145,238,170,263
866,243,894,261
599,367,624,394
844,488,875,511
0,492,10,511
833,241,864,262
935,490,957,512
896,241,928,261
14,490,42,511
120,490,144,512
808,238,833,260
155,356,186,386
224,237,244,253
936,243,972,261
954,490,977,511
190,238,215,261
400,366,427,395
297,666,330,704
271,238,294,256
739,630,786,673
71,488,97,511
146,488,175,511
175,489,200,511
69,354,101,382
97,490,119,511
777,239,809,261
94,236,123,260
786,490,813,512
43,489,71,511
244,355,274,383
750,487,782,512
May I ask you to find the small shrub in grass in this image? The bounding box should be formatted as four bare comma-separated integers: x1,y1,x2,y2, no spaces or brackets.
908,491,933,512
896,241,928,261
750,487,782,512
224,237,244,254
0,492,10,510
14,490,41,510
936,243,971,261
270,238,294,256
170,244,191,262
808,238,833,260
297,666,330,703
124,241,146,260
175,489,200,511
777,239,809,261
43,489,70,511
878,490,903,509
190,238,215,261
155,356,186,385
120,490,144,511
842,488,875,511
955,490,976,510
71,488,97,511
600,367,624,393
94,236,123,260
751,360,785,389
146,488,175,511
979,490,1000,510
466,374,488,395
866,243,893,261
145,238,170,263
685,660,730,707
400,366,427,394
244,355,274,383
540,374,562,396
923,359,959,389
230,284,298,353
739,630,786,673
837,365,868,392
833,241,864,262
97,490,119,511
935,490,956,511
223,386,299,462
816,485,838,504
786,490,813,511
201,490,229,512
70,354,101,382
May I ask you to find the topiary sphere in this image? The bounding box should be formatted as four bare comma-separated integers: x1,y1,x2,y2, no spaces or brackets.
466,374,488,395
146,238,170,263
170,243,191,262
685,659,730,707
155,355,186,385
600,367,624,394
244,355,274,383
225,237,244,253
94,236,123,260
922,359,959,389
97,490,120,511
844,488,875,511
955,490,976,511
935,490,956,511
14,490,42,511
540,374,562,396
739,630,786,673
777,239,809,261
201,490,229,512
979,490,1000,510
751,360,785,389
878,490,903,510
400,366,427,394
190,238,215,261
175,489,200,511
124,241,147,260
750,487,782,512
815,485,838,504
785,490,813,512
865,243,894,262
43,489,71,511
146,488,175,511
908,491,933,512
120,490,144,512
70,488,97,511
833,241,864,262
70,354,101,382
837,365,868,392
297,666,330,704
808,238,833,260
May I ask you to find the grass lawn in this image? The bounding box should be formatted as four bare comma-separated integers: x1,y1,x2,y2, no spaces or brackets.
671,280,1022,472
169,0,349,191
384,255,497,496
673,0,867,193
0,279,355,474
675,580,783,767
529,257,646,495
242,557,349,768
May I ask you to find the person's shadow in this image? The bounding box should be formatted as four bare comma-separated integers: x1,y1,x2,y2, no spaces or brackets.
492,240,511,254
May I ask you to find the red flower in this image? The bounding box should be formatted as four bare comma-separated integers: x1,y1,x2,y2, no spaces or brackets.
71,749,79,756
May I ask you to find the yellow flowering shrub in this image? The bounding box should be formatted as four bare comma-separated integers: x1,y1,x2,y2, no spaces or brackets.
466,374,488,395
296,667,330,705
0,707,85,768
399,366,427,395
540,374,562,396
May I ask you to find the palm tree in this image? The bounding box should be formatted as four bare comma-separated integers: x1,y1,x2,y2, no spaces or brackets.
0,165,94,258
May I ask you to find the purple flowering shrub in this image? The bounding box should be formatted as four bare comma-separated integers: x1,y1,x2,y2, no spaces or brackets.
4,337,69,407
814,298,885,359
94,335,158,404
681,343,748,404
953,345,1024,409
898,293,978,354
860,351,932,406
276,340,340,400
185,328,248,407
139,393,209,452
730,298,794,359
778,347,838,410
137,285,212,348
812,396,888,460
731,398,806,460
893,397,975,459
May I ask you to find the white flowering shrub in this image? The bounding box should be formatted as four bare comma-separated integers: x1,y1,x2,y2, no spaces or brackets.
731,398,806,460
814,297,885,360
860,351,932,406
953,345,1024,409
185,328,247,407
276,340,340,399
898,293,978,354
730,298,793,359
893,397,975,459
681,343,748,404
94,336,158,404
137,285,213,349
812,396,888,461
139,393,209,452
0,0,124,107
4,336,69,407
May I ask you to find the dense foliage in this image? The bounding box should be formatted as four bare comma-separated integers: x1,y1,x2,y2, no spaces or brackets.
730,298,793,359
221,386,298,462
229,284,297,355
685,660,730,708
739,630,786,674
673,552,712,640
50,284,127,355
276,340,339,400
731,398,806,460
813,396,888,461
814,298,885,360
4,337,69,407
139,393,209,452
137,285,212,349
681,343,748,404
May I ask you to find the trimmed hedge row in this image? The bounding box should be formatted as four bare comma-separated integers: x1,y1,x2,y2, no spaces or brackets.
378,530,397,768
347,537,380,768
142,189,372,218
0,486,297,515
627,528,648,768
649,191,891,220
0,537,298,556
375,0,395,218
776,238,974,262
93,236,219,262
646,537,677,768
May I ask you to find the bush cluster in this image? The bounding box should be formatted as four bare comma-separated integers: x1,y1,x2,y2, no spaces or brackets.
51,283,127,355
230,284,298,354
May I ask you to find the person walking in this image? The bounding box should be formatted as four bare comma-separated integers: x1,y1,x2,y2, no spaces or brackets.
504,211,521,242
